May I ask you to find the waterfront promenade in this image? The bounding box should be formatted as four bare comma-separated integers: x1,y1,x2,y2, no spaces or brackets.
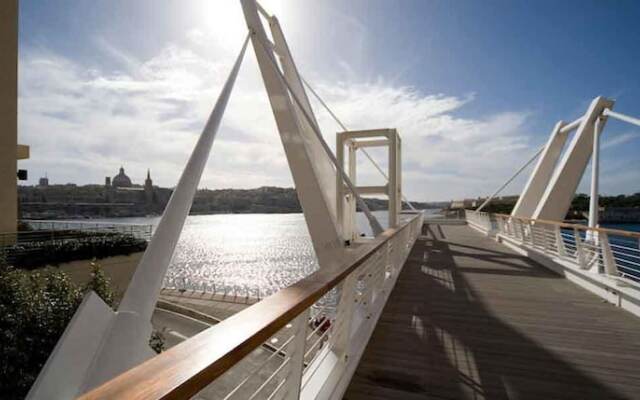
345,223,640,400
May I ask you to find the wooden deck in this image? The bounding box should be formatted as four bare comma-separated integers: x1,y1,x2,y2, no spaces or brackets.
344,223,640,400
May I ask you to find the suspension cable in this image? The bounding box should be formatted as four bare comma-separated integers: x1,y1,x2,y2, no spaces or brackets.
475,146,544,212
300,77,417,211
119,33,250,317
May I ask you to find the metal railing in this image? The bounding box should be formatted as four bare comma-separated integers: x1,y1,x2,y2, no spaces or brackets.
0,220,152,267
78,212,423,400
161,283,266,303
19,220,153,241
466,210,640,283
465,210,495,233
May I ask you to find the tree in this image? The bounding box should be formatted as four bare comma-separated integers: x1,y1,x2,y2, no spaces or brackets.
84,260,115,307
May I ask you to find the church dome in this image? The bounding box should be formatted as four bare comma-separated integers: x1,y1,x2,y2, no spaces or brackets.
112,166,132,188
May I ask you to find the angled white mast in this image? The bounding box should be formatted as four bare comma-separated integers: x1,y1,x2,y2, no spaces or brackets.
28,34,251,399
241,0,383,271
531,97,614,220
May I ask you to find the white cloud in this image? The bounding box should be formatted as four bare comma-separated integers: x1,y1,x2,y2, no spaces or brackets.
602,132,640,150
18,32,539,201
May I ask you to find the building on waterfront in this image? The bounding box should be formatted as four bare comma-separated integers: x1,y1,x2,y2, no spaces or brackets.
111,166,133,188
18,166,172,219
38,175,49,187
0,1,29,233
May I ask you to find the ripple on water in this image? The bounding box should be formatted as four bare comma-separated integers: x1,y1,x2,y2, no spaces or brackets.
94,211,416,299
164,214,318,297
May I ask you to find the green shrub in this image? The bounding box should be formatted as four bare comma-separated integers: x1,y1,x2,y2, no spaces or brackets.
84,260,115,307
0,261,115,399
149,328,166,354
0,258,166,399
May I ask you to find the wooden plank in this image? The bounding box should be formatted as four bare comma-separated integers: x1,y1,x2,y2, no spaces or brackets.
345,224,640,400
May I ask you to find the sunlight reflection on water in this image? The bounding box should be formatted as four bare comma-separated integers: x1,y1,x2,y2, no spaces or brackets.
91,211,428,298
167,213,317,297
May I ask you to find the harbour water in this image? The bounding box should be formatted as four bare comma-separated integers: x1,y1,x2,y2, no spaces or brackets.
602,223,640,233
79,213,640,298
89,211,430,297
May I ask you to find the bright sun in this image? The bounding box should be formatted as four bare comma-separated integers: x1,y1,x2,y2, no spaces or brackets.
196,0,288,44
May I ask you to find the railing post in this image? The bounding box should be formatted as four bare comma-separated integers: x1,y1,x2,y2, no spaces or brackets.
599,232,618,276
527,221,536,249
518,221,526,244
574,228,587,269
284,309,310,400
330,272,358,359
555,225,566,257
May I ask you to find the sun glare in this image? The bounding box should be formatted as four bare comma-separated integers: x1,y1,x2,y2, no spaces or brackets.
196,0,289,45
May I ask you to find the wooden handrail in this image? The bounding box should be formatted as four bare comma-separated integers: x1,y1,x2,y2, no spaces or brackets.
492,213,640,239
78,214,421,400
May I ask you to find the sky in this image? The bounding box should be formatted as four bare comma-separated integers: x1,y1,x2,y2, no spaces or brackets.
17,0,640,201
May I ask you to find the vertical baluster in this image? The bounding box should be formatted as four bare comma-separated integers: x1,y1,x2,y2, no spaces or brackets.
529,222,537,246
599,232,618,276
555,225,566,257
330,272,358,360
283,309,310,400
517,220,525,243
370,252,386,303
541,224,549,254
575,228,587,269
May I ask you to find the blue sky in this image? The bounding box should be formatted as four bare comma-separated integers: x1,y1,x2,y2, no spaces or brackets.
17,0,640,201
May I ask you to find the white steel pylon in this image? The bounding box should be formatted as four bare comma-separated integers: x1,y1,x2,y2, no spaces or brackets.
511,121,570,218
27,35,251,400
512,96,614,221
241,0,383,269
532,97,614,220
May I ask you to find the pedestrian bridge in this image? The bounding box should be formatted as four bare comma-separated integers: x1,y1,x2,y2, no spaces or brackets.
77,212,640,400
26,1,640,399
345,221,640,400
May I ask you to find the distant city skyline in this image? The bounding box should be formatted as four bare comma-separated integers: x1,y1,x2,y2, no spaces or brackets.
17,0,640,201
28,166,153,187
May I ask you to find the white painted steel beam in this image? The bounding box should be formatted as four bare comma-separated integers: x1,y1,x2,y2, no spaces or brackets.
356,185,388,195
250,34,384,238
28,34,251,400
511,121,568,218
603,108,640,127
241,0,348,268
301,78,416,211
388,131,400,227
588,116,602,228
338,129,402,231
532,96,614,221
353,139,389,148
270,16,341,233
559,116,583,134
339,129,392,139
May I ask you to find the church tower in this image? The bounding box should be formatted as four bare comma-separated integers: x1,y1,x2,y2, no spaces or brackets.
144,169,154,207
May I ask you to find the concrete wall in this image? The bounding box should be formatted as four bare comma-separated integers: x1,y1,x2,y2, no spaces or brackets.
0,1,18,233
